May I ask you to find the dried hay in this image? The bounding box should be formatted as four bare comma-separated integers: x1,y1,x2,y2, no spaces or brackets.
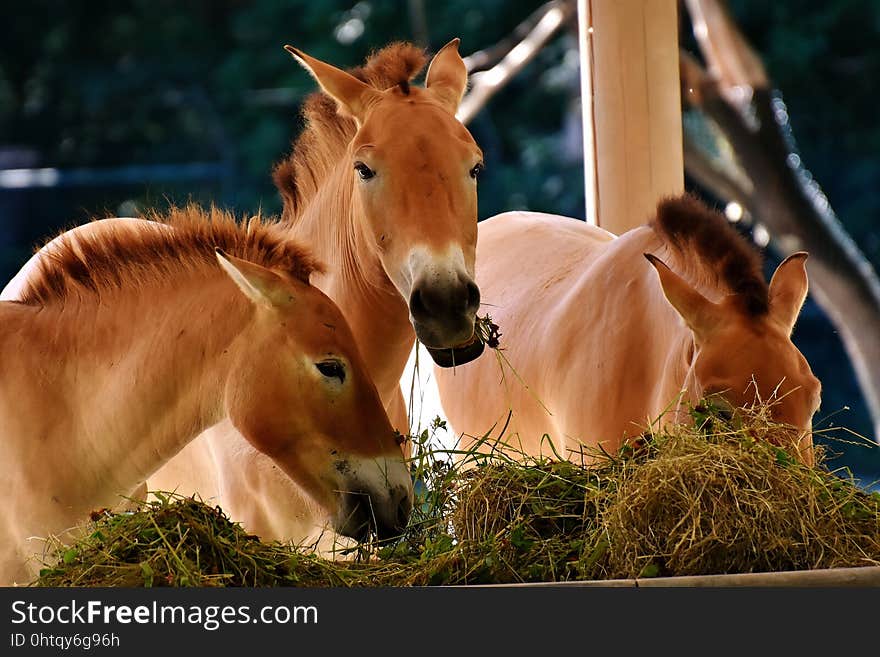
34,402,880,587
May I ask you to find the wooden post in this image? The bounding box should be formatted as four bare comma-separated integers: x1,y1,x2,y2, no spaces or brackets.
577,0,684,231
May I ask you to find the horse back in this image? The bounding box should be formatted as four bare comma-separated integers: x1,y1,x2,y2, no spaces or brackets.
437,212,616,455
437,213,683,458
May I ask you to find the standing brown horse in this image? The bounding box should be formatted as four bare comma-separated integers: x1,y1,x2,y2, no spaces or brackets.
435,195,820,465
0,207,411,584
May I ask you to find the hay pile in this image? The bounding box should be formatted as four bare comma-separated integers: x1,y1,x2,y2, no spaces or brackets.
35,494,350,587
36,404,880,587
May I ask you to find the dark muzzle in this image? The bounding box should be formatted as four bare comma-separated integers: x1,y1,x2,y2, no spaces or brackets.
425,325,486,367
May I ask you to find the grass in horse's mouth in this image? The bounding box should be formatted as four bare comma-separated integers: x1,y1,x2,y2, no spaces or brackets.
36,402,880,587
424,314,500,368
474,314,502,349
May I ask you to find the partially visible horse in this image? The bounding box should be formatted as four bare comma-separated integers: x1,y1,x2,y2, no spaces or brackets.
0,207,412,585
435,195,820,465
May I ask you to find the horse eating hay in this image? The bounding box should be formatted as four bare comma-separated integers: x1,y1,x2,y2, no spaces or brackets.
435,195,820,465
0,207,412,584
2,40,485,547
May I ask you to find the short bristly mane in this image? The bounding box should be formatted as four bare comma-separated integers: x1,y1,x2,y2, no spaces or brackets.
272,42,428,220
651,194,769,316
18,206,322,306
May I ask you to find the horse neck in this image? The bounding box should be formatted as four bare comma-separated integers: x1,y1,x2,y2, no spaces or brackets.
631,228,706,425
565,226,697,426
17,277,247,501
286,163,415,399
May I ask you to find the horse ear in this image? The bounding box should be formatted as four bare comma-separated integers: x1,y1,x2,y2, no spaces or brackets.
284,45,381,124
216,249,293,308
425,38,468,113
644,254,721,343
769,252,809,334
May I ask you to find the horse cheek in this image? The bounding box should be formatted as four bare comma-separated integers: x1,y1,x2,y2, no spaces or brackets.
225,380,294,458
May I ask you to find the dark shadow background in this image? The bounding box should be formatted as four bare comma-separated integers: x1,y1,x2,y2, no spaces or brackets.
2,0,878,486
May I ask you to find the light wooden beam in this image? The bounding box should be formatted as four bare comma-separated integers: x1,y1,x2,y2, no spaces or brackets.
578,0,684,231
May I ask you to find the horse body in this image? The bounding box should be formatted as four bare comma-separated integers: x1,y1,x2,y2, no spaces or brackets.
1,275,237,583
0,209,411,584
436,196,820,464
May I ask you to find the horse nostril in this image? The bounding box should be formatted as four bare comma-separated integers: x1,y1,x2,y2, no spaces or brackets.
340,492,372,542
396,491,412,531
409,287,427,320
465,279,480,314
410,285,447,320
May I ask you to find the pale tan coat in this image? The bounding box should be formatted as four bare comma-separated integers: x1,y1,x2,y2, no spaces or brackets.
436,202,819,464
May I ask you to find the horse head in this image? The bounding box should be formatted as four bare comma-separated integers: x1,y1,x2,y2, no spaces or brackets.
646,251,821,465
216,250,413,540
286,40,484,367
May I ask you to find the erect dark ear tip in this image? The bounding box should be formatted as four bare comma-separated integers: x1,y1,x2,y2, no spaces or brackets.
214,247,226,257
283,44,302,58
779,251,809,267
643,253,660,266
433,38,461,57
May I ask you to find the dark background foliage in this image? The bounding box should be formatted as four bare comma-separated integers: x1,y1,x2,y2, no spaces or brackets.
1,0,878,484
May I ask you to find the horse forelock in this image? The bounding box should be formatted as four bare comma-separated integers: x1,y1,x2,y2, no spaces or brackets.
349,42,428,89
19,206,323,306
651,194,769,316
273,42,429,221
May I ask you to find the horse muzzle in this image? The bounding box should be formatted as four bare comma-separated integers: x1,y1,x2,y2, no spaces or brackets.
335,484,413,542
424,323,486,367
409,273,484,366
331,454,414,542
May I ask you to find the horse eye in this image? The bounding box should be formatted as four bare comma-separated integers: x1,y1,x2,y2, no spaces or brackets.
354,161,375,180
469,162,484,179
316,360,346,383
